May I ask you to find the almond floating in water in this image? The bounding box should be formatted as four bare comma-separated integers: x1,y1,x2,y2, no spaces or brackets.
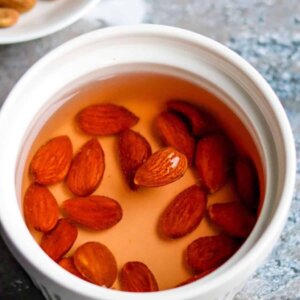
134,147,188,187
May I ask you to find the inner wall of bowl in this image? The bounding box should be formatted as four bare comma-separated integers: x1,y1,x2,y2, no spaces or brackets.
16,62,267,212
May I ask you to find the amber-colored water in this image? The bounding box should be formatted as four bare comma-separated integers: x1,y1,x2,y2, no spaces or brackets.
22,72,264,290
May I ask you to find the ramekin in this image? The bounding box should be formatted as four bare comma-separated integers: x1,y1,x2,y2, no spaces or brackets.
0,25,296,300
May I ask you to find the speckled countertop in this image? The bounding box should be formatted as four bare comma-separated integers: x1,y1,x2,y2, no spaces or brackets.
0,1,299,299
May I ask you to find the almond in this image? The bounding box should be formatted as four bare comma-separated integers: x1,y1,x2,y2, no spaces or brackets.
0,0,36,13
234,157,260,210
208,202,256,238
195,134,234,193
118,129,152,189
176,268,216,287
23,183,59,232
167,100,219,136
156,111,195,165
62,196,122,230
77,104,139,136
58,257,85,280
41,219,78,261
30,136,72,186
0,8,19,27
134,147,188,187
186,235,240,273
66,138,105,196
159,185,207,238
120,261,159,292
74,241,117,287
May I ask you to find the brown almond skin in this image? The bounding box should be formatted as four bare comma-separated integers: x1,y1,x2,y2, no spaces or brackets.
156,111,195,165
208,202,256,238
77,104,139,136
120,261,159,292
23,183,59,232
118,129,152,189
234,157,260,210
159,185,207,238
74,242,117,287
0,0,36,13
58,257,85,280
195,134,234,193
62,196,122,230
167,100,219,137
30,136,73,186
134,147,188,187
186,235,240,273
0,8,19,27
41,219,78,261
66,138,105,196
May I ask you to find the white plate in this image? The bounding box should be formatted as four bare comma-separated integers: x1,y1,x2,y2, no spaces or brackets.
0,0,100,44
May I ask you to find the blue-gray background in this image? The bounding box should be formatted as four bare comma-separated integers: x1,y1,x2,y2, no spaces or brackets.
0,1,299,299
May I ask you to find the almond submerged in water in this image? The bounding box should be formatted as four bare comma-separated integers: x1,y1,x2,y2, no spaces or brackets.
118,129,152,189
120,261,159,292
208,202,256,238
186,235,240,273
234,157,260,210
159,185,207,238
167,100,219,137
62,196,122,230
23,183,59,232
58,257,85,280
30,136,72,186
156,111,195,165
66,138,105,196
41,219,78,261
195,134,234,193
74,242,117,287
77,104,139,136
134,147,188,187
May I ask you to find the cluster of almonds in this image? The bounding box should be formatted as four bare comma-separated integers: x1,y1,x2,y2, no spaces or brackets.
23,100,260,291
0,0,37,28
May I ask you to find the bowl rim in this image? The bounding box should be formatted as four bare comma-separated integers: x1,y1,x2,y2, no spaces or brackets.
0,25,296,299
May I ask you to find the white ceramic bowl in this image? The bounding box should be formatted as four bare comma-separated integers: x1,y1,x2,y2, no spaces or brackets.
0,25,296,300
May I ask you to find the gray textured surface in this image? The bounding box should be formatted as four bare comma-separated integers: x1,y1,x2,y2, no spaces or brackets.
0,0,299,299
